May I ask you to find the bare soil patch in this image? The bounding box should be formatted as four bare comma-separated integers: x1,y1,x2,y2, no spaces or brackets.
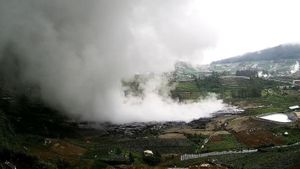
226,117,278,132
158,133,187,139
164,128,230,136
233,129,283,148
30,139,87,165
209,135,223,143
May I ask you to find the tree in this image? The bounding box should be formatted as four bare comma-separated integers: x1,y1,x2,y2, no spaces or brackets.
129,152,134,164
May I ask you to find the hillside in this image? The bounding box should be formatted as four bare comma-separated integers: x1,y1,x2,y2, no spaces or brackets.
213,44,300,64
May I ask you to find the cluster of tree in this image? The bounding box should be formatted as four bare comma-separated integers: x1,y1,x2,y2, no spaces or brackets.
231,87,262,98
194,71,265,99
236,70,258,78
195,72,222,93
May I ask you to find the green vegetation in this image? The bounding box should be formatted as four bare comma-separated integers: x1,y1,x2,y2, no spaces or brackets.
0,111,14,149
185,134,207,145
89,137,196,155
173,75,275,101
244,107,285,116
185,134,207,153
272,127,300,145
185,133,246,153
242,93,300,116
174,81,200,92
205,134,246,152
164,145,300,169
91,160,108,169
172,71,300,117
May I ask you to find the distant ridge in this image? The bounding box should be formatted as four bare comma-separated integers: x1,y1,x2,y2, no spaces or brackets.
212,44,300,64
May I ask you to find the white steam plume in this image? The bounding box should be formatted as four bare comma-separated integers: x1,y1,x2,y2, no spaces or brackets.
117,76,225,123
0,0,225,123
291,61,299,74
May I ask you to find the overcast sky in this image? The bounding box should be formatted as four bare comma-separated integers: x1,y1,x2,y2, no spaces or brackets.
194,0,300,64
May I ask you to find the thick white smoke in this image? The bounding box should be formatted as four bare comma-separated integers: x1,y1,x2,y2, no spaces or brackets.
0,0,225,123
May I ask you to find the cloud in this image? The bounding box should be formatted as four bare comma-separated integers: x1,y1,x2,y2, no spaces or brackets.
0,0,224,123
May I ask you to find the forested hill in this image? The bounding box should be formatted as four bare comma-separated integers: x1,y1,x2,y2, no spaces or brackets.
212,44,300,64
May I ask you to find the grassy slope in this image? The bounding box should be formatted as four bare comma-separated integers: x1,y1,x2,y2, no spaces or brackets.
163,145,300,169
